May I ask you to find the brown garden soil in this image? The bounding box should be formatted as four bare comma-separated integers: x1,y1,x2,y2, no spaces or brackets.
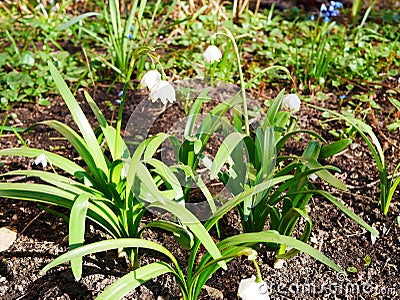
1,74,400,300
1,2,400,299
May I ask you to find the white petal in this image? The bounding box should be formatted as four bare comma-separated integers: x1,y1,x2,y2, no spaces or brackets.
282,94,301,112
149,80,176,105
141,70,162,91
33,153,48,168
310,173,318,181
203,45,222,64
238,276,270,300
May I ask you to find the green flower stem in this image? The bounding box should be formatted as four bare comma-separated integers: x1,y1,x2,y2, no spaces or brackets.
224,29,249,135
115,47,154,156
252,259,263,283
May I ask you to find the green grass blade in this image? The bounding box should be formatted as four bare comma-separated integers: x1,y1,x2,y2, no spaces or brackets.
384,175,400,215
145,220,194,250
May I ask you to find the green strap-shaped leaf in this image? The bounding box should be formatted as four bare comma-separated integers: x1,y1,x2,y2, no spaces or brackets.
276,130,327,153
143,133,170,161
0,183,75,206
69,194,90,280
149,200,226,270
97,262,176,300
48,61,108,174
144,220,194,250
176,165,216,213
85,91,129,160
217,230,343,273
317,190,379,236
276,208,312,259
58,12,102,31
184,89,210,137
299,156,347,191
127,161,167,204
207,175,293,228
319,139,352,159
41,238,181,276
0,148,84,176
145,158,184,200
210,132,247,180
37,120,107,188
283,189,379,237
266,89,286,126
0,182,121,239
386,175,400,214
2,170,103,197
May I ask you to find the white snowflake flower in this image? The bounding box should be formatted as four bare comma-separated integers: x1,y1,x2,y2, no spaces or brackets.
141,70,162,91
149,80,176,105
238,275,270,300
32,153,48,168
282,94,301,112
203,45,223,64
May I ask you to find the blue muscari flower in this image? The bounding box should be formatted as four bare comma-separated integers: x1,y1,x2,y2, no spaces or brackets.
324,14,330,22
334,1,343,9
310,14,315,21
332,9,340,17
117,90,123,97
127,33,133,40
339,95,347,99
116,99,121,105
320,4,327,12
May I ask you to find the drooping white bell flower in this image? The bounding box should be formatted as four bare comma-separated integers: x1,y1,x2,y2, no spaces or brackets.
141,70,162,91
203,45,223,64
282,94,301,112
149,80,176,105
238,275,270,300
32,153,48,168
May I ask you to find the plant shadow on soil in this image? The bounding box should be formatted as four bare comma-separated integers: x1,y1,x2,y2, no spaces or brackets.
0,78,399,299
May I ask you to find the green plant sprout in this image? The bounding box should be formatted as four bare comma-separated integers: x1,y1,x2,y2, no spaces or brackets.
207,28,378,264
312,104,400,215
60,0,178,81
